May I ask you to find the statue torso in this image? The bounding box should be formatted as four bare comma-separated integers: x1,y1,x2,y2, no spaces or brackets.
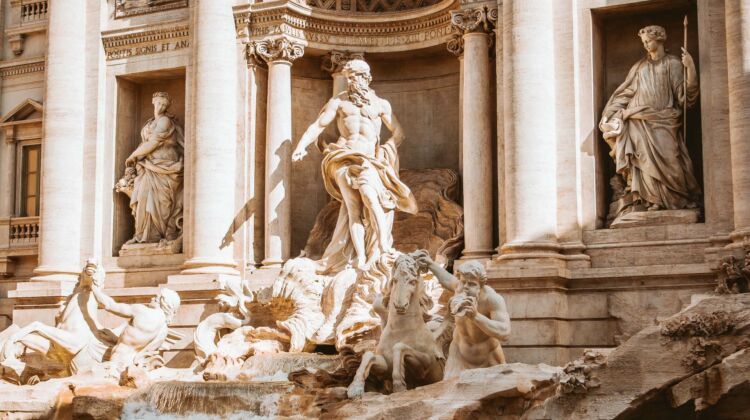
336,96,383,157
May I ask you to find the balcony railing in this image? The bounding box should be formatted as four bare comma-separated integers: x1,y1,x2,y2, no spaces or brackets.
20,1,47,24
9,216,39,245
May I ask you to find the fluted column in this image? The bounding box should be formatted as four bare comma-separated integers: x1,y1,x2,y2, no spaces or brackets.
32,0,87,282
496,0,565,265
182,0,238,274
450,6,497,260
250,37,304,267
322,50,365,96
726,0,750,244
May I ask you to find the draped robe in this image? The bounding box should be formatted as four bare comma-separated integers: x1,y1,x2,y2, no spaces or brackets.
603,54,701,210
130,115,184,243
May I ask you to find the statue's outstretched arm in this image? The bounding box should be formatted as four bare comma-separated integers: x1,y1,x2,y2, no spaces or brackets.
472,293,511,341
91,285,134,319
293,98,339,161
413,250,459,292
379,99,405,146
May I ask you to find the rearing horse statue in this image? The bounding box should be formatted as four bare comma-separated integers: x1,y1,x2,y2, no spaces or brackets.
347,252,444,397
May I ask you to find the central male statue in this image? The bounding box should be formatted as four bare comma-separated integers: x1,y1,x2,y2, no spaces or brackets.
293,59,417,273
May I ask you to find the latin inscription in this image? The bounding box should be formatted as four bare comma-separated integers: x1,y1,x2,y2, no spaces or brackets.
106,39,190,61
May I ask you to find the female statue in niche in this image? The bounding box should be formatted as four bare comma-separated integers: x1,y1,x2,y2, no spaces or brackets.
600,24,701,223
116,91,184,249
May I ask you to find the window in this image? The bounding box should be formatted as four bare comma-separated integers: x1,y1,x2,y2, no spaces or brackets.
20,144,40,217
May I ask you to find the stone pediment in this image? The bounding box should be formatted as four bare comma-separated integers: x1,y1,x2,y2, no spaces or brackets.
0,98,42,124
236,0,458,53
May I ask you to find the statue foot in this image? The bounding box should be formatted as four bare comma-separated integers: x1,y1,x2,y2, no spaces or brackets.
647,204,662,211
392,378,407,393
347,381,365,399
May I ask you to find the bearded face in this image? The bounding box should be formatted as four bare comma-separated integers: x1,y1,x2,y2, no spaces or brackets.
346,72,371,107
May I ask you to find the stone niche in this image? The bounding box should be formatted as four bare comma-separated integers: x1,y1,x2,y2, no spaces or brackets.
288,47,460,255
112,68,186,256
591,0,702,228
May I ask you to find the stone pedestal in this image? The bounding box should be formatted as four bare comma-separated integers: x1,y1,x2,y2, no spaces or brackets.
182,0,238,275
31,0,87,283
610,209,700,229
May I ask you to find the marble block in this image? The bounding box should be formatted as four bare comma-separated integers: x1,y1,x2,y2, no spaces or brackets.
610,209,700,229
118,241,181,257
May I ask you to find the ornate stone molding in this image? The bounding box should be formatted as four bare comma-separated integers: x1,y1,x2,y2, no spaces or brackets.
450,5,497,35
248,37,305,65
446,31,464,56
0,58,44,78
235,0,457,53
114,0,188,19
101,21,190,61
320,50,365,74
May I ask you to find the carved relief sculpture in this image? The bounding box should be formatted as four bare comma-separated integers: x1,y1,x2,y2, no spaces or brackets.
600,25,701,227
115,92,184,255
115,0,188,18
415,252,511,379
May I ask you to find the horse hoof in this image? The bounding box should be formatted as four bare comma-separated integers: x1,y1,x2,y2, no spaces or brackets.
392,380,407,393
347,383,364,399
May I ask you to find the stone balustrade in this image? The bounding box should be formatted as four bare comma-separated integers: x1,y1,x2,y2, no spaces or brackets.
20,0,48,24
9,217,39,244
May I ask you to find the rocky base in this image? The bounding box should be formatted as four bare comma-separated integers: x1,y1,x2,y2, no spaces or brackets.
2,294,748,419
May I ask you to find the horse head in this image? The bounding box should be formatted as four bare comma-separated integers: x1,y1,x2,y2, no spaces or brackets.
389,253,425,316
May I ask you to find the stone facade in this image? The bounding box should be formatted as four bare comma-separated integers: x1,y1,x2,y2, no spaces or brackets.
0,0,745,372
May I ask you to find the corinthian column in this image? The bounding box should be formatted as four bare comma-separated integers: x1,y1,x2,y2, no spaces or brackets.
322,50,365,96
182,0,238,274
250,37,304,267
496,0,566,265
32,0,87,282
450,6,497,260
726,0,750,244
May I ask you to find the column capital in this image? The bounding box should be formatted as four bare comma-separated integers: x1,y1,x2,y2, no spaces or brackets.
321,50,365,74
247,37,305,66
450,5,498,35
447,32,465,57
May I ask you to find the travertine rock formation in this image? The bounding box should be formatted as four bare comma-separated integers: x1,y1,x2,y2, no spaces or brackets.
528,293,750,419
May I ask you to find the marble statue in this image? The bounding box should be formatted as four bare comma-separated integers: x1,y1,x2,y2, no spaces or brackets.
0,259,111,383
347,253,444,397
415,252,510,379
293,58,417,272
0,260,181,384
115,91,184,251
600,25,701,220
89,283,181,371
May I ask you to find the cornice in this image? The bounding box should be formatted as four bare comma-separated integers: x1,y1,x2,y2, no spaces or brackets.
234,0,459,53
101,20,190,61
0,57,44,78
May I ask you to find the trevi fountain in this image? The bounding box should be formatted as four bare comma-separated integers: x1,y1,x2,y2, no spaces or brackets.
0,0,747,418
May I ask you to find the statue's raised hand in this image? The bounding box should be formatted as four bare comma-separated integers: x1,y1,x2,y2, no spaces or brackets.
292,147,307,162
681,47,694,69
